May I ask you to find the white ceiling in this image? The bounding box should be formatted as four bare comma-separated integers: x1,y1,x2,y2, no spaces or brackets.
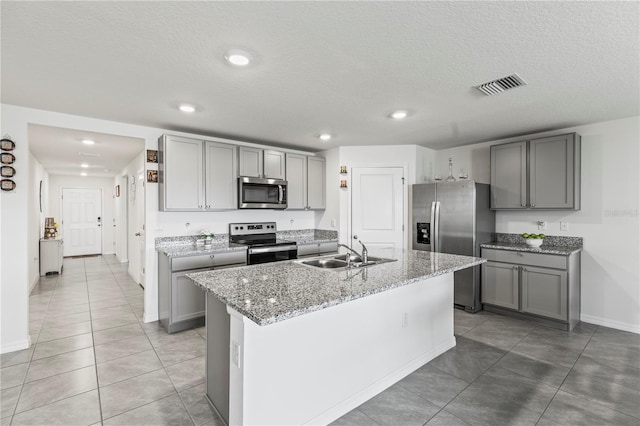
2,2,639,154
28,125,144,178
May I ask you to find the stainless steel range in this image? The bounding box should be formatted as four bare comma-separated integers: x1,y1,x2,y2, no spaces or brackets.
229,222,297,265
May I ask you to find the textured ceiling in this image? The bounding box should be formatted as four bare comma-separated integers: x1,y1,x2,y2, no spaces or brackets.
2,1,639,153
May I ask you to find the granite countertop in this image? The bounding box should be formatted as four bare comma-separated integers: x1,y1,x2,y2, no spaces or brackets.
277,229,338,244
157,241,247,258
156,229,338,258
187,249,485,326
480,242,582,256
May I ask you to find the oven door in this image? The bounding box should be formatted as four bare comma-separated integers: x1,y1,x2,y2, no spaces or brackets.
248,245,297,265
238,177,287,209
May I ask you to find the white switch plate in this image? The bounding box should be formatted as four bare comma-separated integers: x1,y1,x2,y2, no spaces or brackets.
331,219,336,228
232,341,241,368
560,222,569,231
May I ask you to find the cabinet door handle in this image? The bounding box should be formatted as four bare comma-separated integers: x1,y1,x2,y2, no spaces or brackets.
513,266,518,270
530,204,535,207
522,267,527,272
521,203,526,207
205,205,210,209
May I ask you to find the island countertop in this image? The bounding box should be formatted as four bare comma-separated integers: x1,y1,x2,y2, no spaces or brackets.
187,249,485,326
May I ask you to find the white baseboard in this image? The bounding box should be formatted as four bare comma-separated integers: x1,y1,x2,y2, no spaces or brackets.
29,275,39,294
1,337,31,354
143,310,159,323
305,336,457,425
581,314,640,334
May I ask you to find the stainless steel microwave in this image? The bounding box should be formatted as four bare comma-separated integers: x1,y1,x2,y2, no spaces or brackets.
238,177,287,209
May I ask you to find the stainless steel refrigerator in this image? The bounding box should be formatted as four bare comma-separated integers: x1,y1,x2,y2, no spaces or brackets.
412,181,495,312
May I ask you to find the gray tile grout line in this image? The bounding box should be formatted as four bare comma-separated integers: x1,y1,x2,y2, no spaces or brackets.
422,317,543,425
534,325,640,423
87,259,106,426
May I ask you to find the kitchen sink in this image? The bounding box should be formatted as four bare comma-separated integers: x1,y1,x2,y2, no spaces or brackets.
333,254,384,263
298,255,397,271
300,259,349,269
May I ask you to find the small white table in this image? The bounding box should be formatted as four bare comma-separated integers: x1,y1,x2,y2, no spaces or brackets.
40,238,63,276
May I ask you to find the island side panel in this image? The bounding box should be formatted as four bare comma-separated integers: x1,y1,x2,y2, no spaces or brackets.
229,272,455,426
206,295,231,424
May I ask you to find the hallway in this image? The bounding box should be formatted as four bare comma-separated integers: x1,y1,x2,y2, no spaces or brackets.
1,255,220,425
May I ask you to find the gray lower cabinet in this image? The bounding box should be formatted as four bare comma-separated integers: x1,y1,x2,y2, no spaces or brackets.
481,248,580,330
297,241,338,257
158,250,246,333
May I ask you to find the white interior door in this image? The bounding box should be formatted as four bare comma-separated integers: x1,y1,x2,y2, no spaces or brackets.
351,167,404,258
62,188,102,256
136,170,145,286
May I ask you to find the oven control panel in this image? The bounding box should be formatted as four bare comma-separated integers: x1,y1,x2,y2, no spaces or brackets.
229,222,277,236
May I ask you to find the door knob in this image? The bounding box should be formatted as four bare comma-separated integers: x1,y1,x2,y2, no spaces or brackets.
135,232,141,236
353,235,358,239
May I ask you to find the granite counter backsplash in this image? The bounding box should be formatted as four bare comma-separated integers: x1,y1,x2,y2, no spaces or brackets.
277,229,338,244
495,233,582,247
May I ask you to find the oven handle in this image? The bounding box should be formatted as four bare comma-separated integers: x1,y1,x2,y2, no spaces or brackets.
248,245,297,255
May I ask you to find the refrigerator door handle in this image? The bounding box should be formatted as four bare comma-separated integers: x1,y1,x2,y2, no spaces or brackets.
434,201,441,252
430,201,436,252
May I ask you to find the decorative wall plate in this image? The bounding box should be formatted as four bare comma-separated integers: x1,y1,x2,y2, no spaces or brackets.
1,152,15,164
1,166,15,177
0,139,15,151
1,179,16,191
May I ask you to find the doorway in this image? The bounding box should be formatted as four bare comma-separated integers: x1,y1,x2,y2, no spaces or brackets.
350,167,405,257
62,188,103,256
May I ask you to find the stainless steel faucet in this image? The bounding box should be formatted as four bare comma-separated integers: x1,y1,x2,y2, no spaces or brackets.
338,238,369,265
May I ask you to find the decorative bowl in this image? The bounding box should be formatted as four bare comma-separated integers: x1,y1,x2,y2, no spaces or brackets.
525,238,543,248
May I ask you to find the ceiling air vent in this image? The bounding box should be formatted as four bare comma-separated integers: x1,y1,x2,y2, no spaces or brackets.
476,73,527,96
78,152,101,157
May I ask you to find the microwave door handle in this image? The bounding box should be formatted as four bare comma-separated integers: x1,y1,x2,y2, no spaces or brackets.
278,185,284,204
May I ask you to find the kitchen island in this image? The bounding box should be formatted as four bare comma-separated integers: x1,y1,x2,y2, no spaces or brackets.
188,249,485,425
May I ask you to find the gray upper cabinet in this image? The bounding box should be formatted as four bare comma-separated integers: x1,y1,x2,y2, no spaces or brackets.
490,133,581,210
239,147,286,179
159,135,237,211
285,153,307,209
238,146,263,178
264,150,286,179
285,154,325,210
529,134,580,209
160,135,204,210
204,141,238,210
490,141,527,209
307,156,326,209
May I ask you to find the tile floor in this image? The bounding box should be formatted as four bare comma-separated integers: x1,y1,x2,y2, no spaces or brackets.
1,254,639,425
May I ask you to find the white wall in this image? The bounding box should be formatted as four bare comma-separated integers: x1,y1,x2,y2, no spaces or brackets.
27,154,49,292
0,103,318,352
48,175,117,256
434,116,640,333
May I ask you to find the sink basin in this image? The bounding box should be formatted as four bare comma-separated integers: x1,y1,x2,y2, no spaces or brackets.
298,255,397,271
300,259,348,269
334,254,384,263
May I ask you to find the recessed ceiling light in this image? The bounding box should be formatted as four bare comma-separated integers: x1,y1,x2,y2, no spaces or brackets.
319,133,333,141
80,163,89,168
389,110,409,120
80,172,87,177
82,139,95,145
224,49,253,67
179,104,196,113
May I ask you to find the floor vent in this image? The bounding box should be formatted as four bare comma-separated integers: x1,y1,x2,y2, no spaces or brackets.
476,73,527,96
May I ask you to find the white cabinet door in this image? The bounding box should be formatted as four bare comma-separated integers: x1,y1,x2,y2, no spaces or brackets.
285,153,307,209
307,156,325,209
238,146,263,177
205,142,237,210
163,136,204,210
264,150,286,179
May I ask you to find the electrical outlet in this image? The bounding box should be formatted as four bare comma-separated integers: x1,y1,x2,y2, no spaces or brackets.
560,222,569,231
537,221,547,231
231,341,241,368
331,219,336,228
